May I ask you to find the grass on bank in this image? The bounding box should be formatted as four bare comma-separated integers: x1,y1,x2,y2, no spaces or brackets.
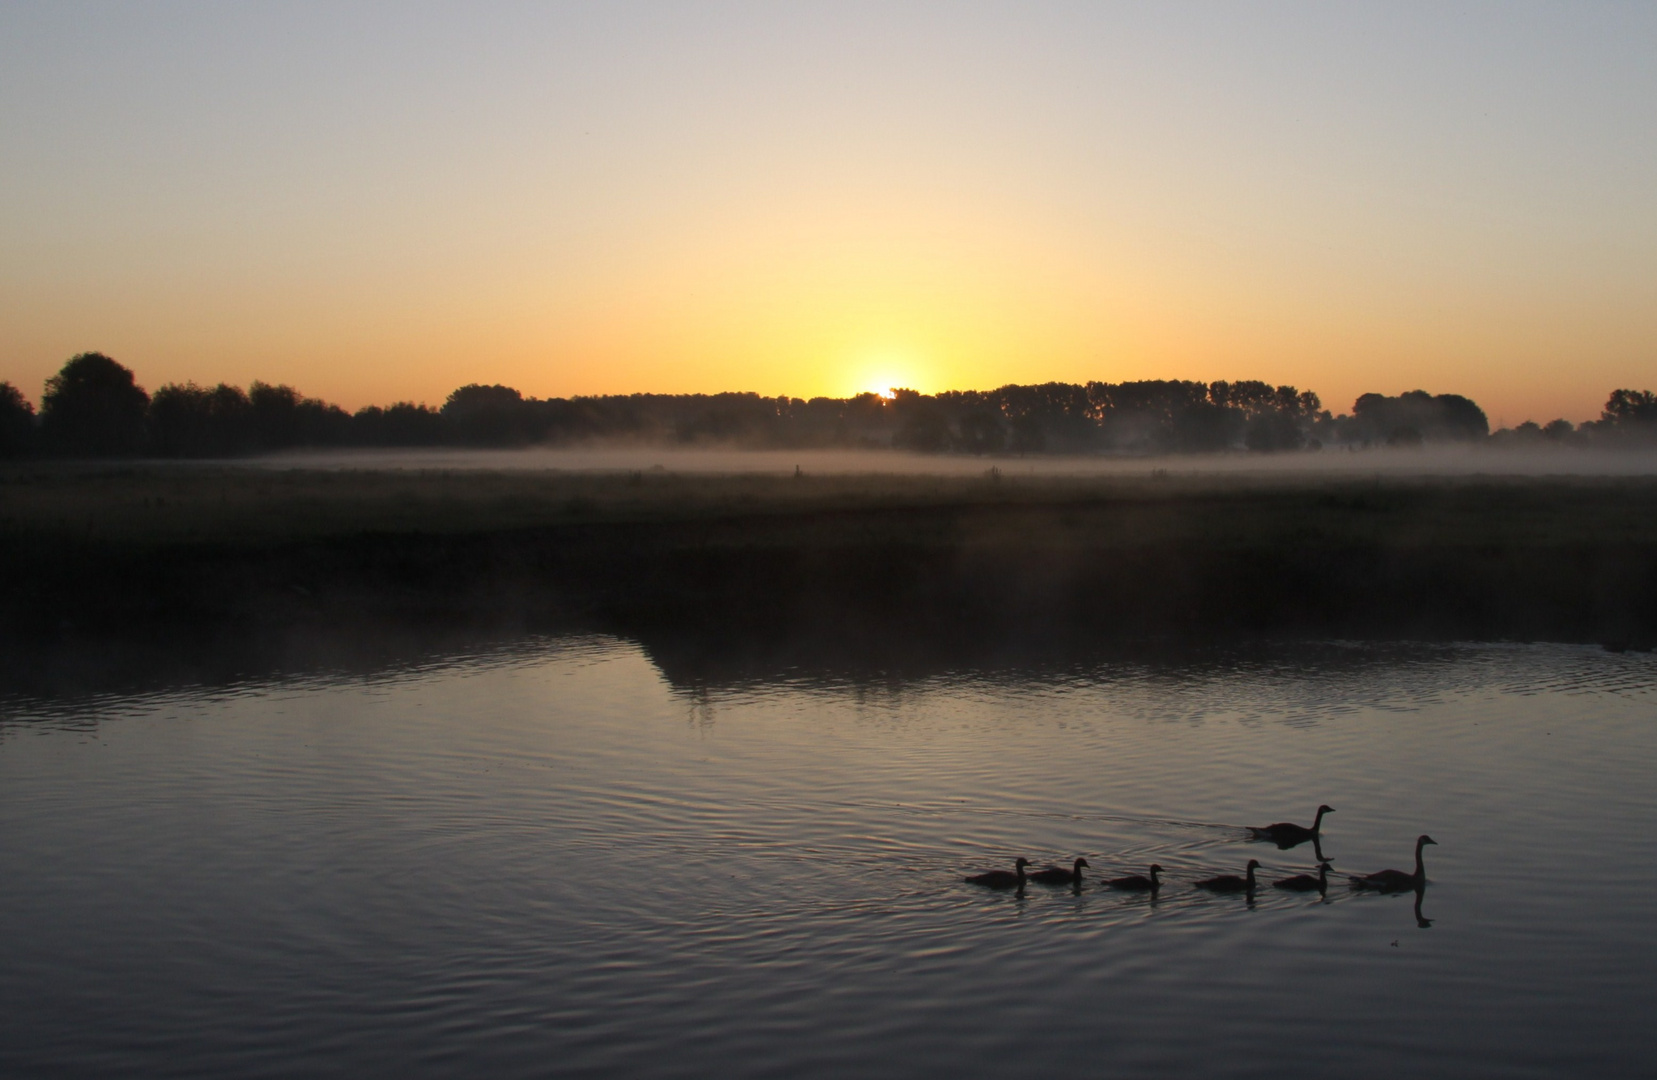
2,460,1657,551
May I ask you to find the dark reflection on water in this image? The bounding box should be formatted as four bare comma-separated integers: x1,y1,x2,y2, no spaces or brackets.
2,636,1655,1078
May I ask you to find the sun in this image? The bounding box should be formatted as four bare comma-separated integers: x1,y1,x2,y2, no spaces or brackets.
848,347,928,399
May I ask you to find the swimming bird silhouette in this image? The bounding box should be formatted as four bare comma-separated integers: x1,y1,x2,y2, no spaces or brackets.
1194,859,1260,893
1104,864,1163,891
1249,805,1333,848
1272,860,1332,893
965,857,1030,889
1029,857,1089,886
1349,835,1436,892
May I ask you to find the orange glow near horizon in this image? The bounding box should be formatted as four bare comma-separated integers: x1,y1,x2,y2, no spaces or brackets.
2,6,1655,428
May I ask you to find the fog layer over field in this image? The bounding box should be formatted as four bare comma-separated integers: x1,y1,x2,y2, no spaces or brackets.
252,444,1657,478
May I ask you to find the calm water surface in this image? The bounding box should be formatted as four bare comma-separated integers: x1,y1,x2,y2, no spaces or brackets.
2,639,1654,1078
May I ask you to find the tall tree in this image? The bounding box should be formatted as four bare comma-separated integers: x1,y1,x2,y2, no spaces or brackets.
0,382,37,458
40,352,150,456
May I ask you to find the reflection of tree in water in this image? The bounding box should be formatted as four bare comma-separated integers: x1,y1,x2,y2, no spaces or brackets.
631,617,1623,712
685,686,715,732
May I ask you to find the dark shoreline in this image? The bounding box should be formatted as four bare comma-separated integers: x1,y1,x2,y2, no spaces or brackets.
4,465,1656,695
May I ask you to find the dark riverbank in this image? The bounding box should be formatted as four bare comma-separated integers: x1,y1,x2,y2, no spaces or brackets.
4,464,1656,694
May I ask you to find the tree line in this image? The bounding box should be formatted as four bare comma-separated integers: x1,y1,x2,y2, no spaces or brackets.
1,350,1652,459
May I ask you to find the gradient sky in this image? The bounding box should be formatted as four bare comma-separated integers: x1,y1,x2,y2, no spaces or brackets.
2,2,1654,423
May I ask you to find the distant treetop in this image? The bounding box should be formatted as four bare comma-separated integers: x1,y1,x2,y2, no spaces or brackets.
41,352,150,457
20,350,1653,458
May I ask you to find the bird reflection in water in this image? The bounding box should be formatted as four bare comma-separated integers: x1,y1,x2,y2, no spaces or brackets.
1347,835,1437,929
1309,834,1328,865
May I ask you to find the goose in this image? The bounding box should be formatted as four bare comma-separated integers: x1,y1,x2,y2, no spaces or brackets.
1249,805,1334,847
1104,864,1163,891
1349,835,1436,892
1194,859,1260,893
1272,860,1332,893
1029,857,1090,886
965,857,1029,889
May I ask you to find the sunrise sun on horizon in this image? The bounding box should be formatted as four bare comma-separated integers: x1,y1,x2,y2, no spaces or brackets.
3,4,1655,425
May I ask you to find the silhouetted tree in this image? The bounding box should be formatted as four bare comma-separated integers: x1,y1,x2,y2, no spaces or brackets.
248,382,303,449
352,402,443,446
1000,382,1095,452
1351,390,1488,444
667,392,793,446
1490,417,1580,448
1603,389,1657,429
8,356,1525,458
955,410,1006,454
890,389,952,452
241,381,350,450
1435,393,1489,439
1009,411,1047,453
148,382,252,457
294,396,352,445
1244,411,1304,451
41,352,150,456
0,382,37,458
1087,380,1217,452
441,384,536,445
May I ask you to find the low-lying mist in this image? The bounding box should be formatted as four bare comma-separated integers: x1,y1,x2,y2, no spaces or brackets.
251,443,1657,478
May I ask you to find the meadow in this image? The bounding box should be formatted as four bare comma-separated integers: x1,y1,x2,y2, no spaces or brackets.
3,458,1656,694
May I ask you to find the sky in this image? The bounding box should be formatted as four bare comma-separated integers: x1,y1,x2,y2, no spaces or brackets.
2,2,1654,424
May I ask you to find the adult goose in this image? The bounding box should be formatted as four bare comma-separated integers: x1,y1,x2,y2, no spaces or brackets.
1194,859,1260,893
1272,861,1332,893
1104,864,1163,892
1350,835,1436,892
1249,805,1334,848
965,857,1030,889
1029,857,1090,886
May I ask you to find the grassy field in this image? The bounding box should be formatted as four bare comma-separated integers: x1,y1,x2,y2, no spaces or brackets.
3,462,1656,687
6,460,1657,546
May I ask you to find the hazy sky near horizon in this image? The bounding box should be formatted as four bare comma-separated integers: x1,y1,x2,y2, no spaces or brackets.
2,2,1654,423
